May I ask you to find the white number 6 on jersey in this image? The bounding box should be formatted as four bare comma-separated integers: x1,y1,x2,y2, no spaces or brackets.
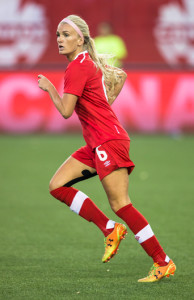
96,146,108,161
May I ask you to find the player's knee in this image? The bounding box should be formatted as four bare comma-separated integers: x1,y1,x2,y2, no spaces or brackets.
49,178,60,192
108,196,120,212
109,201,120,213
108,196,131,212
49,176,70,192
110,205,117,213
49,180,54,193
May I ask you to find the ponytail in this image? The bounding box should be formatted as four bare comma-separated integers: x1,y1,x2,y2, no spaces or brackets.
86,37,118,95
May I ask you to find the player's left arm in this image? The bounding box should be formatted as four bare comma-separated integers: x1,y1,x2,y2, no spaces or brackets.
38,74,77,119
106,68,127,105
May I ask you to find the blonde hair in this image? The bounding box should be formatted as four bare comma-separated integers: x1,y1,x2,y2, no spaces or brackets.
60,15,118,96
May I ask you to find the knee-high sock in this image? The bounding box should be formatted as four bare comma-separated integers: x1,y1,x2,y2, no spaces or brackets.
50,186,115,237
116,204,170,266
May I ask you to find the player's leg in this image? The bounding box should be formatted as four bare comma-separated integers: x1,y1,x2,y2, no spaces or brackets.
49,155,97,191
102,167,168,263
95,140,175,279
94,141,133,263
102,167,169,261
102,167,176,281
49,152,115,237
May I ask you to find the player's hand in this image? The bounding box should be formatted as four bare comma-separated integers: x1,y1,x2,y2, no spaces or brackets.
38,74,52,92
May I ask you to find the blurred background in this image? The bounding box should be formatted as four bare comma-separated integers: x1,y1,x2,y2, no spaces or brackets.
0,0,194,134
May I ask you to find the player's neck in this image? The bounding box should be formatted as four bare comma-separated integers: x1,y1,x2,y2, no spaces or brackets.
66,47,86,62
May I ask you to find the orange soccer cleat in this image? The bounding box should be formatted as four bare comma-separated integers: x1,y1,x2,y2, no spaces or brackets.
102,223,127,263
138,259,176,282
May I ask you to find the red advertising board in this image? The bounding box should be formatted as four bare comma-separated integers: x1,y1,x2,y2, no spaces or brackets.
0,71,194,134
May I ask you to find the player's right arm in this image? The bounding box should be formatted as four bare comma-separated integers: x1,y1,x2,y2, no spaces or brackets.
38,74,78,119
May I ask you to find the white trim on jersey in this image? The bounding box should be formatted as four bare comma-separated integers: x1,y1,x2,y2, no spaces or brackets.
80,52,86,63
70,191,88,214
135,224,154,244
74,50,88,62
102,75,108,101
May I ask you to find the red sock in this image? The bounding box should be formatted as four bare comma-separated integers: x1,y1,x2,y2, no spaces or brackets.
50,186,114,237
116,204,168,266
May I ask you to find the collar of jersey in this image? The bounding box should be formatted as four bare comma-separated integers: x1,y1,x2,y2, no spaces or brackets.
74,50,88,61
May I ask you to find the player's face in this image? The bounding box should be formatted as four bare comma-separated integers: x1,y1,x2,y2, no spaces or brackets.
56,23,83,61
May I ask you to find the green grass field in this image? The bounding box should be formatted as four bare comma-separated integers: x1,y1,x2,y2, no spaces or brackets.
0,134,193,300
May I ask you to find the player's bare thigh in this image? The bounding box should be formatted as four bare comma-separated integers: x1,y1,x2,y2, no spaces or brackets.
101,167,131,212
49,156,97,191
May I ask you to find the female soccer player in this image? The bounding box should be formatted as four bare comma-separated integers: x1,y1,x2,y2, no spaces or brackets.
38,15,176,282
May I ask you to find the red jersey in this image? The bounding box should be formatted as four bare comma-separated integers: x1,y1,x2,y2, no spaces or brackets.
63,51,129,149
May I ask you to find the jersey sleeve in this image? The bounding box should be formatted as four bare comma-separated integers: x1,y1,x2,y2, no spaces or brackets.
64,62,88,97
